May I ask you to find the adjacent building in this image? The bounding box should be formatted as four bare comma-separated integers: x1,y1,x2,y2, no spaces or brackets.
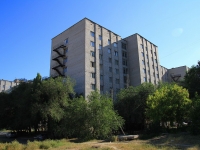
50,18,188,98
0,79,20,93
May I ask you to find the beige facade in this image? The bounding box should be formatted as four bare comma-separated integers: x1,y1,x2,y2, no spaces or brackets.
125,34,162,86
50,18,188,98
0,79,19,93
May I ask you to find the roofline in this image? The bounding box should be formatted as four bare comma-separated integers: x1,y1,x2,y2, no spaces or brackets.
52,17,121,40
123,33,158,47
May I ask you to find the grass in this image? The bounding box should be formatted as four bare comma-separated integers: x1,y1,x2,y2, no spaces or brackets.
0,133,199,149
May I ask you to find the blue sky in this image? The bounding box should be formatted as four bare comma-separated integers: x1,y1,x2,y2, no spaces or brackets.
0,0,200,81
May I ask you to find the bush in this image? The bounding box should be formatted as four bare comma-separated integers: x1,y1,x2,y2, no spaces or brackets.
5,140,24,150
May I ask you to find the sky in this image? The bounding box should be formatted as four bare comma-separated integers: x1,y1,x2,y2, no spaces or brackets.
0,0,200,81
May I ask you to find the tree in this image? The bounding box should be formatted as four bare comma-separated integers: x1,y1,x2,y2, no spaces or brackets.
184,61,200,98
32,76,75,138
146,83,191,127
86,91,124,139
115,83,155,132
190,94,200,134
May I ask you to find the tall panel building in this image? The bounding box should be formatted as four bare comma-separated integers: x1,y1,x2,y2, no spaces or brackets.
50,18,178,98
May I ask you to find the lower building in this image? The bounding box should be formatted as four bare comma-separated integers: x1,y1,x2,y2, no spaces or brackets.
0,79,20,93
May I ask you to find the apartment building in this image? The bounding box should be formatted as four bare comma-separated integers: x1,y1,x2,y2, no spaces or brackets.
0,79,20,93
50,18,185,98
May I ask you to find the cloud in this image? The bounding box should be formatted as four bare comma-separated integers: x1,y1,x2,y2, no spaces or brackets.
172,28,183,37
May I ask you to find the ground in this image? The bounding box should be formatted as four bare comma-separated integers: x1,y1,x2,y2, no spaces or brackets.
0,131,200,150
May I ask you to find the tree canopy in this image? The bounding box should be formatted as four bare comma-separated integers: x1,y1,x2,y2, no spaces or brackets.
146,83,191,126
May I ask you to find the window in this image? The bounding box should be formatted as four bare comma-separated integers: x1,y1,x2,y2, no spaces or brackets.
109,67,112,72
122,51,127,58
156,66,158,71
115,69,119,74
100,75,103,80
109,57,112,63
91,61,95,67
114,51,118,56
99,54,102,60
108,48,111,53
109,77,112,83
148,70,150,75
151,57,153,61
144,77,147,82
90,51,95,57
90,41,95,47
146,47,148,51
116,88,120,93
154,52,156,56
147,62,149,67
149,79,151,83
63,58,68,63
151,50,152,54
143,68,146,74
115,60,119,65
141,44,144,49
124,76,127,83
3,85,5,89
100,64,103,70
99,44,102,50
65,38,68,44
65,48,68,53
91,84,95,90
114,42,117,47
122,43,127,49
99,35,102,40
100,85,103,91
108,39,111,45
91,73,96,78
155,59,157,63
142,60,145,65
157,74,159,78
146,54,148,59
141,52,144,57
152,65,154,68
64,67,67,73
123,68,128,74
123,59,127,66
116,79,120,84
90,31,95,37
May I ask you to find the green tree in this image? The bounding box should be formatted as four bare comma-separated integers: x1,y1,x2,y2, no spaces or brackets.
190,94,200,134
184,61,200,98
115,83,155,132
146,83,191,127
32,76,75,138
86,91,124,139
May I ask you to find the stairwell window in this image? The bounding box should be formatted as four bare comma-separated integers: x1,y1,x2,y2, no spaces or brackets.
109,77,112,83
91,62,95,67
114,42,117,47
99,44,102,50
109,67,112,72
91,84,95,90
90,41,95,47
108,48,111,53
91,73,96,78
90,51,95,57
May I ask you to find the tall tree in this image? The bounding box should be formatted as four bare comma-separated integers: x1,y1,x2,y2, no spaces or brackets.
184,61,200,98
115,83,155,132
